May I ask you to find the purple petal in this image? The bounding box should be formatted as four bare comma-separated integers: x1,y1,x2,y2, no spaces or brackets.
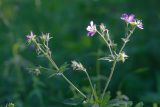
121,13,136,23
121,13,128,20
128,14,135,22
26,35,30,41
87,31,96,37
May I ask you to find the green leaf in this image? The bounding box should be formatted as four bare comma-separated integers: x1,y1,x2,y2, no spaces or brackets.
135,102,143,107
98,57,113,62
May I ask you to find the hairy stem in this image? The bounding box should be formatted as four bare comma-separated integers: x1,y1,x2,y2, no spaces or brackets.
61,73,87,98
101,60,117,100
97,31,114,58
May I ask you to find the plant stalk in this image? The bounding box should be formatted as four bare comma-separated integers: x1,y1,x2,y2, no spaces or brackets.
84,70,98,101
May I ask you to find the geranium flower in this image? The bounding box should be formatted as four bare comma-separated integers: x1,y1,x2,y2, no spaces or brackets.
86,21,97,36
121,13,135,23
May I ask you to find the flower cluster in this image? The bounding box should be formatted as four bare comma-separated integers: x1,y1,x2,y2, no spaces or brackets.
86,13,143,38
121,13,143,29
26,32,53,57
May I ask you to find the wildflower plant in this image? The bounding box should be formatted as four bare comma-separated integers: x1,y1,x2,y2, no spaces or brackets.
26,13,144,107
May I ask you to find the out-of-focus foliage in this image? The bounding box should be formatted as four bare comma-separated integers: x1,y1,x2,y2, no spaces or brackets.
0,0,160,107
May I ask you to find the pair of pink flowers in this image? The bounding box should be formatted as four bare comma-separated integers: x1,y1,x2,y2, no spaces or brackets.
86,13,143,37
121,13,143,29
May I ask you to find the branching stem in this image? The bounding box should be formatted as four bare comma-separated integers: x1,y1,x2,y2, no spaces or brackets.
101,27,136,101
34,40,87,99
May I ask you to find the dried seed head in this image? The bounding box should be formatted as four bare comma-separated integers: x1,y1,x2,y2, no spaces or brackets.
71,60,86,71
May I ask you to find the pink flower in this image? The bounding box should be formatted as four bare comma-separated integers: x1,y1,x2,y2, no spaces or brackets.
86,21,97,36
121,13,135,23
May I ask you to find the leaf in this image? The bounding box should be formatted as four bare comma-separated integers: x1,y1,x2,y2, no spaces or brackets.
98,57,113,62
59,62,69,73
135,102,143,107
63,98,84,106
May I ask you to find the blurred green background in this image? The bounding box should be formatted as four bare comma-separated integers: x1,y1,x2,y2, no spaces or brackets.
0,0,160,107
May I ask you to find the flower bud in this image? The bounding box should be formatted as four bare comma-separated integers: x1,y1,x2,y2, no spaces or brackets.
100,23,108,33
118,52,128,62
40,33,51,43
26,32,36,43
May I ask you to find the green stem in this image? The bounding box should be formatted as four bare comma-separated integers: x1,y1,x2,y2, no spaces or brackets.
101,27,136,101
61,73,87,98
96,49,101,94
84,70,98,101
101,59,117,100
119,27,136,53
